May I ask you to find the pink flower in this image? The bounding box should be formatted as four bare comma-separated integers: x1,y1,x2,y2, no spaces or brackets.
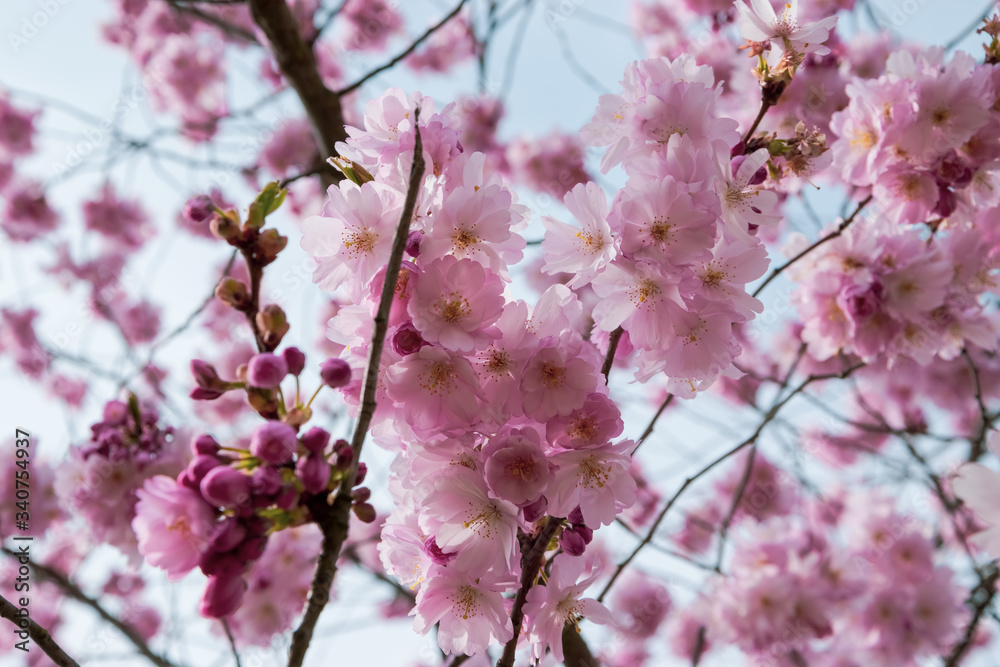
258,117,317,177
952,432,1000,558
613,176,717,267
302,181,403,300
524,554,614,663
545,392,624,450
2,180,58,242
133,475,216,580
591,260,686,351
341,0,403,51
483,428,552,505
735,0,838,67
408,256,505,352
547,440,637,526
520,335,600,422
541,181,616,288
506,131,590,198
0,95,38,157
406,12,476,73
420,467,521,575
384,346,485,437
609,571,672,639
411,565,513,656
249,422,298,465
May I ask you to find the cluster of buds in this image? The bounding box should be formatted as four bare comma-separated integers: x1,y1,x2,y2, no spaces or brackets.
979,12,1000,64
83,394,174,464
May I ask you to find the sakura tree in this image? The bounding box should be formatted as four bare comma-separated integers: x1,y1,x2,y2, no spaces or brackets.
3,1,1000,666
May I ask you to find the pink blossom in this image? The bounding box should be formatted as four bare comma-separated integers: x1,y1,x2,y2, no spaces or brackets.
520,335,600,422
2,180,58,242
406,13,476,73
411,565,513,656
524,554,614,663
408,256,505,352
384,346,485,436
0,95,39,158
506,131,590,198
483,428,552,505
341,0,403,51
735,0,838,67
541,182,616,288
133,475,216,580
547,440,637,526
609,571,672,639
302,180,403,300
545,392,624,450
952,432,1000,557
419,467,521,574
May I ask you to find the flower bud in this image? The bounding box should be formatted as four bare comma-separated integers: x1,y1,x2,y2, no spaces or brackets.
559,526,589,556
210,212,241,244
352,501,376,524
521,496,548,523
256,229,288,266
249,421,297,464
183,195,215,223
391,322,426,356
297,454,331,494
320,358,351,388
192,434,221,457
187,455,221,485
246,353,288,389
282,347,306,376
256,305,289,349
236,536,268,562
200,466,252,509
209,518,247,553
351,487,371,503
275,486,298,510
301,427,331,454
215,279,249,310
354,462,368,486
199,574,247,618
405,230,422,257
199,551,245,578
568,506,586,525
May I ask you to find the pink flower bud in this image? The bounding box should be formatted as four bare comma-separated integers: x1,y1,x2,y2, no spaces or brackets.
301,427,330,454
355,462,368,486
282,347,306,376
522,496,548,523
236,536,267,561
192,434,221,456
246,353,287,389
209,518,247,553
351,487,371,502
319,358,351,388
199,574,246,618
183,195,215,223
250,465,282,496
297,454,330,494
187,455,221,485
200,466,252,509
249,421,297,464
274,486,298,510
422,536,456,566
391,322,426,356
560,526,588,556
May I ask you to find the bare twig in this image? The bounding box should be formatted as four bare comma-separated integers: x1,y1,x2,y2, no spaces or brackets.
945,564,1000,666
1,548,177,667
963,349,993,461
631,393,674,456
165,0,260,43
597,364,863,602
0,593,80,667
222,619,242,667
753,195,872,298
285,118,426,667
337,0,470,96
945,2,997,50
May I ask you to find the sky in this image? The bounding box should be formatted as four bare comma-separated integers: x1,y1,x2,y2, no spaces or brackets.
0,0,998,666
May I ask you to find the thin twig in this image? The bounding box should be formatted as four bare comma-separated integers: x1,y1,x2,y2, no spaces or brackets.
221,619,242,667
631,393,674,456
597,364,863,602
1,548,177,667
337,0,469,96
497,516,563,667
285,118,425,667
0,593,80,667
963,349,993,461
944,2,997,50
752,195,872,298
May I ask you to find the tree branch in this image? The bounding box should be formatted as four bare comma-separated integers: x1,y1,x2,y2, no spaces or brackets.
0,593,80,667
285,118,426,667
497,516,563,667
600,326,624,385
597,363,863,601
2,548,176,667
249,0,345,186
752,195,873,298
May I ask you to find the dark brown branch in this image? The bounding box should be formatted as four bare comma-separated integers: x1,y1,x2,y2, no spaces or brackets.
597,364,863,602
561,622,598,667
630,393,674,456
944,563,1000,666
285,119,426,667
752,195,873,298
337,0,469,96
963,349,993,461
249,0,345,185
600,326,624,385
497,516,563,667
222,619,242,667
166,0,260,43
2,548,176,667
0,593,80,667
